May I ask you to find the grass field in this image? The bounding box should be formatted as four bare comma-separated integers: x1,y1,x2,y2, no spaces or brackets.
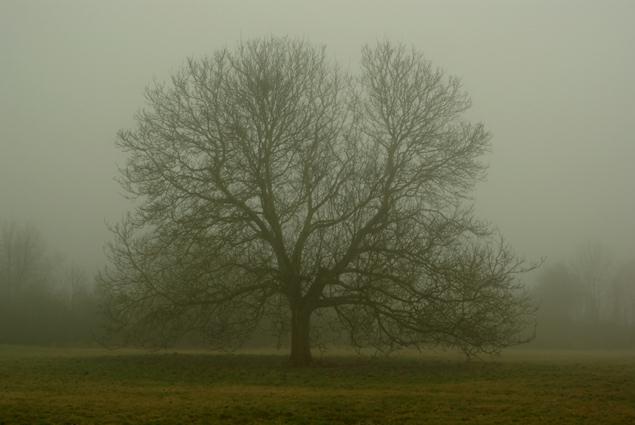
1,346,634,424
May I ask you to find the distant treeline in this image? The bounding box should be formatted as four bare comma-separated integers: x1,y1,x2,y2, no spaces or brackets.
2,220,634,350
530,244,635,349
0,221,99,345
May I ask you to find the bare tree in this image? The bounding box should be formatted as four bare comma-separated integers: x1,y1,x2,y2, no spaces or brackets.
99,38,534,366
0,221,47,300
572,242,613,323
0,221,99,345
610,261,635,327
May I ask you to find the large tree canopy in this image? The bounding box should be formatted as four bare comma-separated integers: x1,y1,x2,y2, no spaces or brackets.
100,38,533,365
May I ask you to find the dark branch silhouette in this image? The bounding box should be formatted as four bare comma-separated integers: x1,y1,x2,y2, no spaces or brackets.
99,38,535,366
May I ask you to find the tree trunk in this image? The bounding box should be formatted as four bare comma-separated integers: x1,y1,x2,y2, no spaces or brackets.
289,306,312,367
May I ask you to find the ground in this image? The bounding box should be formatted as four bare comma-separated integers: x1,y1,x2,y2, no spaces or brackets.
0,346,634,424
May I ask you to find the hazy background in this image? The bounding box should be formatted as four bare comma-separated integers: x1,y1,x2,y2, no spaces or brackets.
1,0,634,273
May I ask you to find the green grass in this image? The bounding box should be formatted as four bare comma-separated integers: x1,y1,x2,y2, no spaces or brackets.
0,346,634,424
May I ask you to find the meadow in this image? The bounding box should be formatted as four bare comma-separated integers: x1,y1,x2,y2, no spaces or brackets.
0,346,634,424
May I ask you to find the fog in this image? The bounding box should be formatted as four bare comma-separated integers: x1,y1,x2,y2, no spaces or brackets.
2,0,634,271
5,6,635,424
0,1,635,266
1,1,635,347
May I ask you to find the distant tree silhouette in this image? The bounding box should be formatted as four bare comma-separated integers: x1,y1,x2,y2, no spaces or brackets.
100,38,534,366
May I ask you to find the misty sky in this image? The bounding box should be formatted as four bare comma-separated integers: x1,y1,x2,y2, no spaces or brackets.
1,0,634,272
